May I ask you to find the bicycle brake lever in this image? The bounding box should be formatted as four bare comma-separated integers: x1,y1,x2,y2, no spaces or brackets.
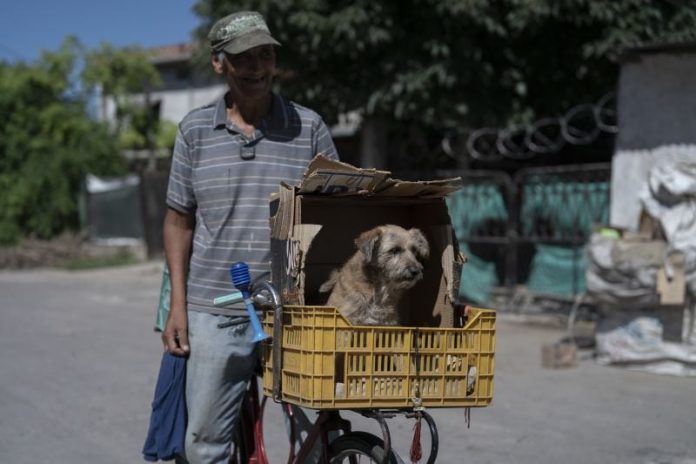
252,290,271,307
216,317,249,329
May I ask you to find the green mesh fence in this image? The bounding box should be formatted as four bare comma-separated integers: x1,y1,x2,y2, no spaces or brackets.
526,244,588,296
520,181,609,239
447,177,610,302
447,184,508,236
520,180,609,297
447,184,508,304
458,243,499,303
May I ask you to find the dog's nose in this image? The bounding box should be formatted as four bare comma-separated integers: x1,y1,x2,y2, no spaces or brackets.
406,266,422,278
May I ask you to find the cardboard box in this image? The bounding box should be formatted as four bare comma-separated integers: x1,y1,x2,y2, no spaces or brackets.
638,208,665,240
541,341,577,368
269,155,466,327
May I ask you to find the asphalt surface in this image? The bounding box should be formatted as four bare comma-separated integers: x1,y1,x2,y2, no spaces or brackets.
0,262,694,464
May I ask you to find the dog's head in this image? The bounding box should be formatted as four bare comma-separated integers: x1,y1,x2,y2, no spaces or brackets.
356,225,429,289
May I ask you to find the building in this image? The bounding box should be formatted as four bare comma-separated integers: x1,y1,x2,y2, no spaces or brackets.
97,43,225,129
145,43,227,125
610,41,696,230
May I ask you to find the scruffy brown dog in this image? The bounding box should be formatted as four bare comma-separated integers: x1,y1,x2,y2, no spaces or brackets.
319,225,430,325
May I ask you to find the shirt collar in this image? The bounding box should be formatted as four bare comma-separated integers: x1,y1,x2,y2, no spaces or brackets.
212,92,289,132
264,94,289,131
212,96,228,129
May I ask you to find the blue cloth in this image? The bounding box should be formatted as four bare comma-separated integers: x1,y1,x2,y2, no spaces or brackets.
142,352,187,462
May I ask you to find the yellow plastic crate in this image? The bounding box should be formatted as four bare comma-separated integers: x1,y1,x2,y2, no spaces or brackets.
262,306,495,410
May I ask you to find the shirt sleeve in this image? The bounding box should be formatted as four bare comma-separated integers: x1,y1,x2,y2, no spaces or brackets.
166,125,196,213
312,118,340,161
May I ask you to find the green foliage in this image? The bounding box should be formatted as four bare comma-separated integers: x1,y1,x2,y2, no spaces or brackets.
0,38,126,245
82,43,161,98
192,0,696,129
82,43,163,150
155,120,179,150
119,119,178,150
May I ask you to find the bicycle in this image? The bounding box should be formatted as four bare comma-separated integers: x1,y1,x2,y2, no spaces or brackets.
217,263,495,463
231,373,433,463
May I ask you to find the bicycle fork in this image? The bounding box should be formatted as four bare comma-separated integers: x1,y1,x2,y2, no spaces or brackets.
286,408,352,464
362,409,440,464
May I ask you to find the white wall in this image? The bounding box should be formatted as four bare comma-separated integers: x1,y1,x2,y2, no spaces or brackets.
152,84,227,123
611,51,696,230
99,84,227,126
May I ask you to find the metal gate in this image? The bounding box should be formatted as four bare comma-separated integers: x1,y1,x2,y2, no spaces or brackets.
439,163,611,306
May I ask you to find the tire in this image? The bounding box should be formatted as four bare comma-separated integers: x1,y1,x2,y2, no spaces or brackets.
329,431,398,464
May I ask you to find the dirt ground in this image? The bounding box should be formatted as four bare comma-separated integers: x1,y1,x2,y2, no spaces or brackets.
0,233,146,269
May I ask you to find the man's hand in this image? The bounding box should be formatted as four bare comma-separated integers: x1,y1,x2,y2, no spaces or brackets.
162,305,190,356
162,207,194,357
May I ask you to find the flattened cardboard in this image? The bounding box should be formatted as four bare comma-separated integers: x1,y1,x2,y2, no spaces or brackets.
269,155,465,327
657,253,686,306
298,154,462,197
298,155,390,195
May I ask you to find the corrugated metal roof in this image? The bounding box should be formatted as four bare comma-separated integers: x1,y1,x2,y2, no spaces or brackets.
617,40,696,62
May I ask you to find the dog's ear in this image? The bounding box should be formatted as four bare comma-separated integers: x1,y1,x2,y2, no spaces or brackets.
355,227,382,262
408,228,430,261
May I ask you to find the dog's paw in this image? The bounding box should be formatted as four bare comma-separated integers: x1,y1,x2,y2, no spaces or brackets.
319,280,334,292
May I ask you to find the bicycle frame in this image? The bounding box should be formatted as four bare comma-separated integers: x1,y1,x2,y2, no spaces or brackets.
236,375,267,464
234,374,354,464
235,280,354,464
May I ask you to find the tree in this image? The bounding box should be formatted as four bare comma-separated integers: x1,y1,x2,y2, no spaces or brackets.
82,43,164,150
0,38,126,244
192,0,696,169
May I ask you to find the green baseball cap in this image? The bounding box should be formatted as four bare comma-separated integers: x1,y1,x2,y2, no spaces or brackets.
208,11,281,55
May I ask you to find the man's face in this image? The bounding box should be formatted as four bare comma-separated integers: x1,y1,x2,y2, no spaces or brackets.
216,45,276,101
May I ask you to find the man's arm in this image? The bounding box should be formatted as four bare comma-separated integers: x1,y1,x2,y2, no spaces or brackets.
162,207,195,356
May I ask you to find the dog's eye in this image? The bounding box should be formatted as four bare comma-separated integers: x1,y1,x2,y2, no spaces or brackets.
388,246,403,255
410,246,426,260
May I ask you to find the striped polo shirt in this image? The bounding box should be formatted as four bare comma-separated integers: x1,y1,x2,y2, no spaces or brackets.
166,93,338,315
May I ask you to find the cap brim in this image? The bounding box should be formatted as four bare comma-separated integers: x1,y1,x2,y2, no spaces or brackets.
220,30,281,55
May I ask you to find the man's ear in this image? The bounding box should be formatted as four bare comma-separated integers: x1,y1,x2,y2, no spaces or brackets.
211,53,224,75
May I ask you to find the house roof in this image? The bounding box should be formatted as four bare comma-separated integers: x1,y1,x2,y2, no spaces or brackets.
148,43,196,65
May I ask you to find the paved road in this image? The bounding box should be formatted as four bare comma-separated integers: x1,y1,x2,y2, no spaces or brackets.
1,262,694,464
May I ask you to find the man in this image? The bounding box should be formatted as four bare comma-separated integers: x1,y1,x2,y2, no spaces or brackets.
162,11,338,463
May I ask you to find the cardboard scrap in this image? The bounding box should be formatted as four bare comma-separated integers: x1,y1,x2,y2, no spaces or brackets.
542,342,577,368
298,155,390,195
657,252,686,306
298,154,462,198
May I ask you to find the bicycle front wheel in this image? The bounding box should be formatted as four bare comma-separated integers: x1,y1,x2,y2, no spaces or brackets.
329,431,398,464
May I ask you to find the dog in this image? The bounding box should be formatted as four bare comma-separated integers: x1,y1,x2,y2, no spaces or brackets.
319,225,429,326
